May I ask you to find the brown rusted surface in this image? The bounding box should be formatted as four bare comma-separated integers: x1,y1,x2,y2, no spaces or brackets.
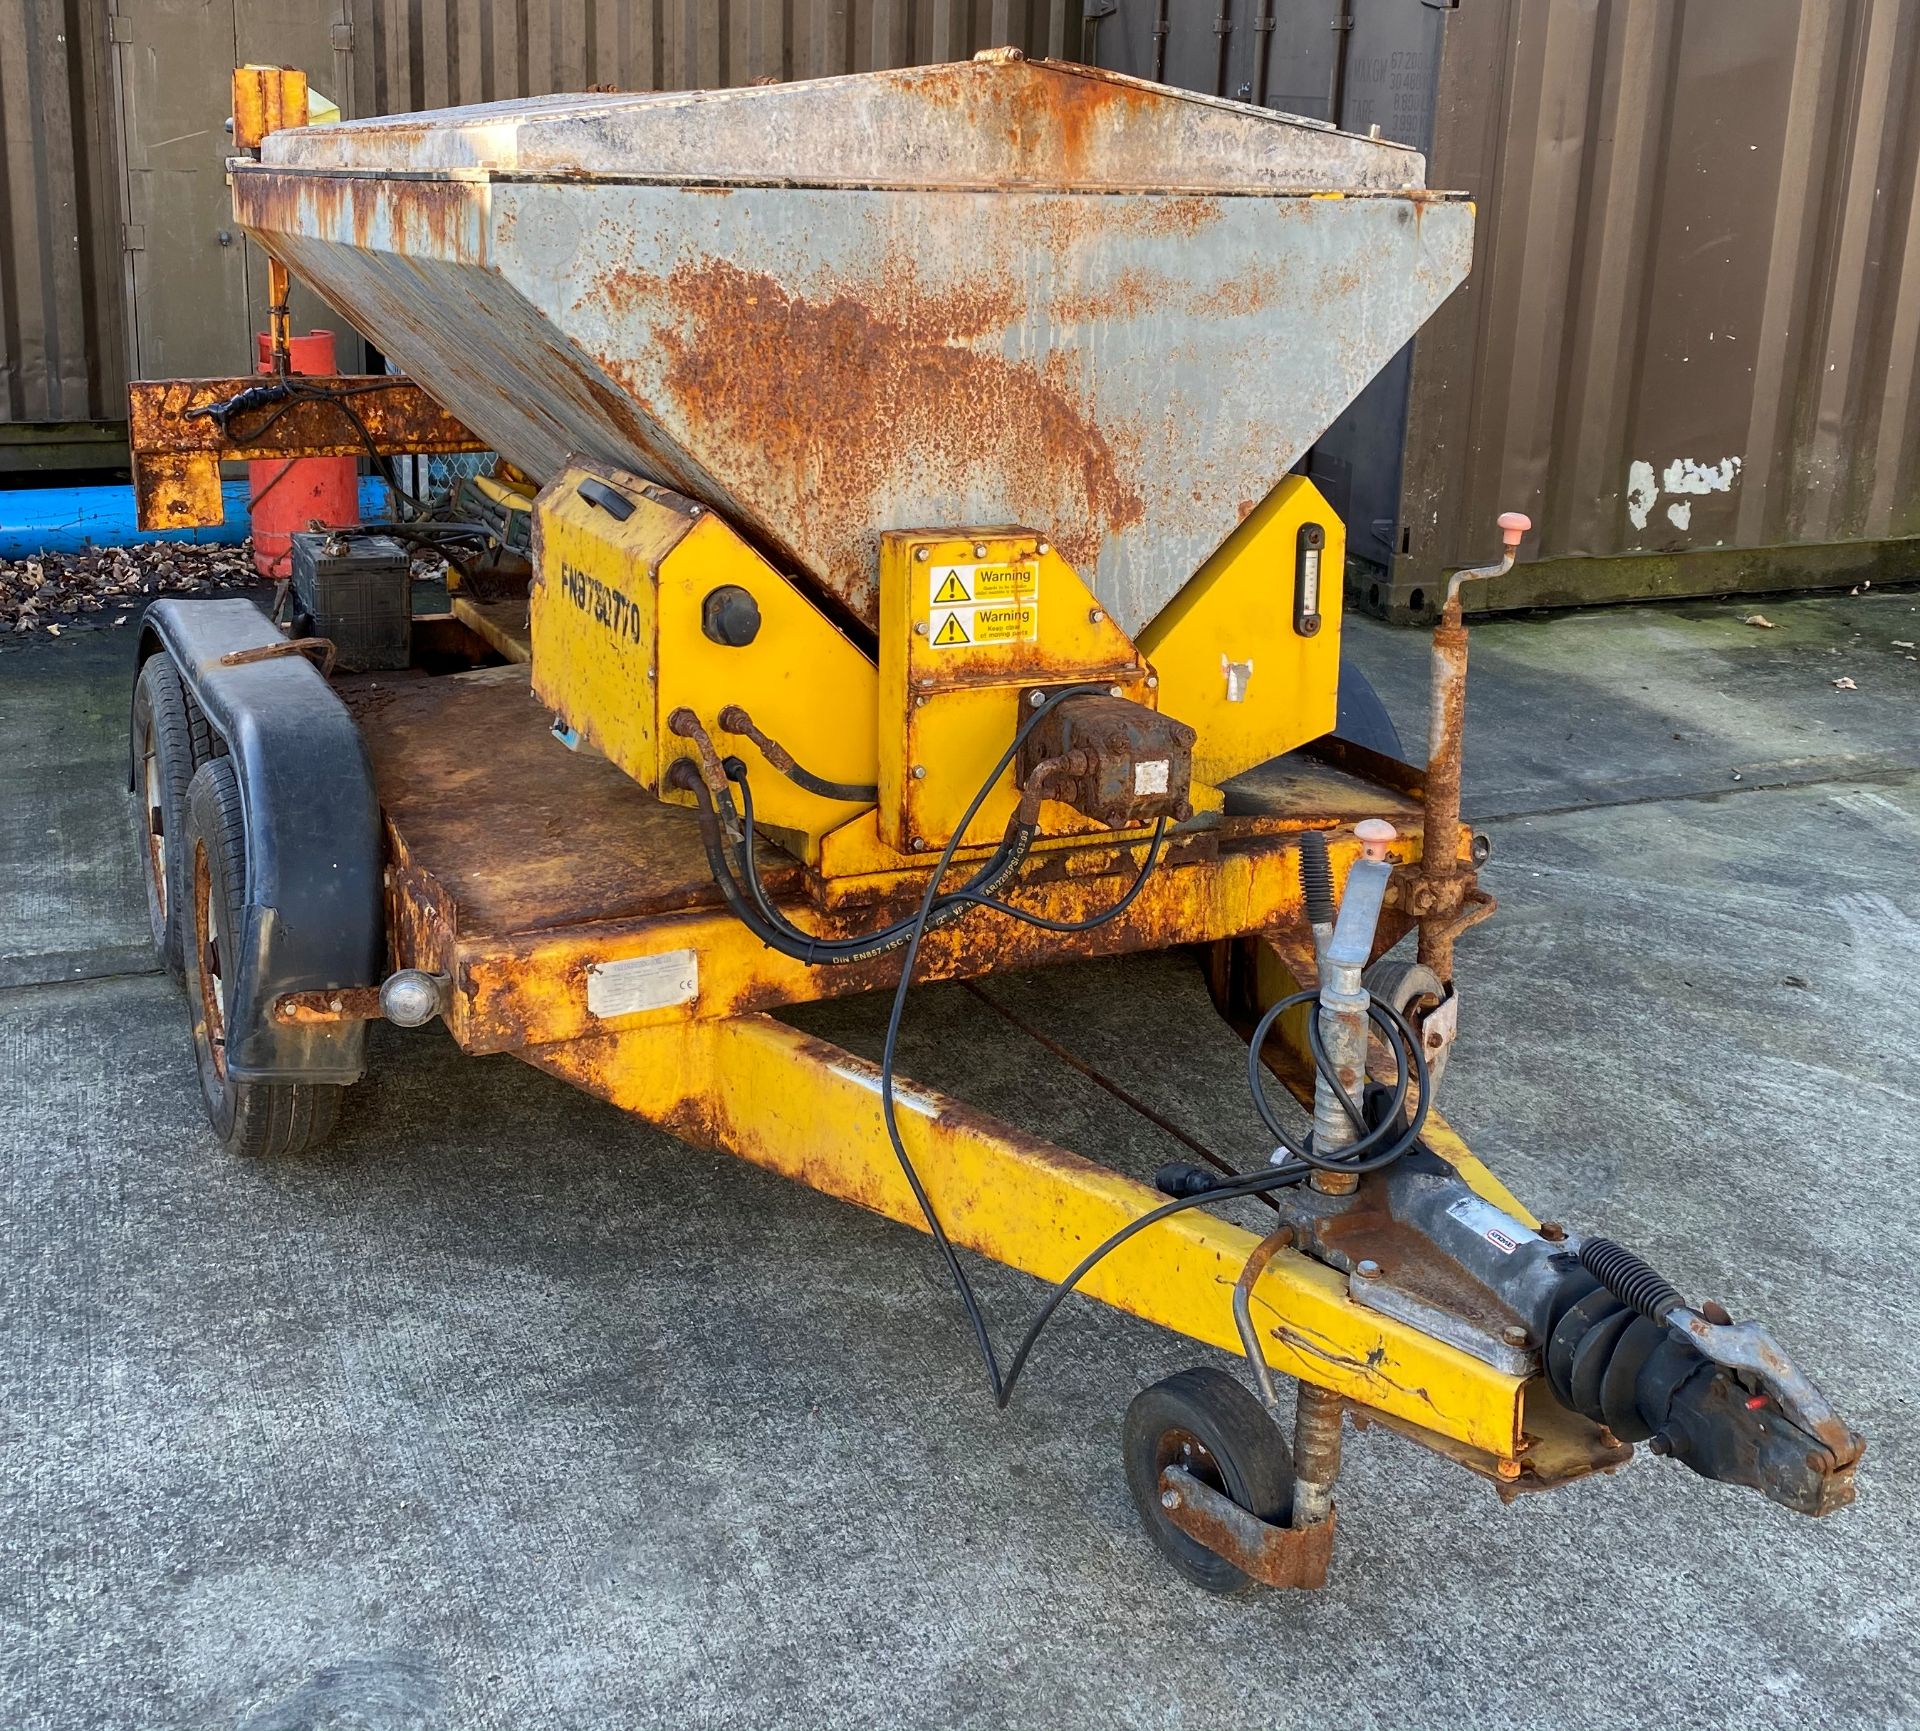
1349,1394,1634,1500
272,985,383,1026
1158,1468,1335,1590
128,374,480,457
231,65,306,154
133,451,223,531
1316,1176,1528,1345
611,255,1148,622
218,637,337,678
339,664,799,938
127,373,484,531
1418,607,1480,984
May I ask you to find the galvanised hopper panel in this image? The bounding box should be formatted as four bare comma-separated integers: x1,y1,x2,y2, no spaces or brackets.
235,60,1472,633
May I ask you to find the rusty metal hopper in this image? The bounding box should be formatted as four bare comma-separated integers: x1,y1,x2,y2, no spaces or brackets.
234,57,1472,633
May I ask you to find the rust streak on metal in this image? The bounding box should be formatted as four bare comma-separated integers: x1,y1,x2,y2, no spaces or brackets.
1157,1467,1335,1590
218,636,338,678
272,985,383,1026
603,255,1147,624
128,376,481,458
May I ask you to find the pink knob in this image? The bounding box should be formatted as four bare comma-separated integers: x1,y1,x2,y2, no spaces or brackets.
1497,511,1531,550
1354,818,1398,861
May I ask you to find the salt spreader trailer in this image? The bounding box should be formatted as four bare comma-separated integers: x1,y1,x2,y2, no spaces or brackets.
123,59,1859,1593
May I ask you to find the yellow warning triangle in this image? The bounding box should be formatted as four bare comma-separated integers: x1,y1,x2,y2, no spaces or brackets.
933,571,970,604
932,612,970,646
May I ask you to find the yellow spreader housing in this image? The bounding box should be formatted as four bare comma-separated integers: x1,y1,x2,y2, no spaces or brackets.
530,461,1348,873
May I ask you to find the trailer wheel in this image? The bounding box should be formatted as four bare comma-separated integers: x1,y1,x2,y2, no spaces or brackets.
1122,1366,1294,1593
132,656,214,980
183,757,342,1157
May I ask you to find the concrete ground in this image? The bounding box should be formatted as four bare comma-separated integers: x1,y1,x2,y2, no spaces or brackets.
3,590,1917,1730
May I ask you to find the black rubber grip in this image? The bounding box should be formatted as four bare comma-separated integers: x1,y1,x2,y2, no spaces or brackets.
1298,829,1335,926
1579,1237,1685,1322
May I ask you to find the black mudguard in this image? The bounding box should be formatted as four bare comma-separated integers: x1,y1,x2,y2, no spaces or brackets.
134,598,381,1085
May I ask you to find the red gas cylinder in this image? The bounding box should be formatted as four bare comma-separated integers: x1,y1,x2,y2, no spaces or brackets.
248,330,360,579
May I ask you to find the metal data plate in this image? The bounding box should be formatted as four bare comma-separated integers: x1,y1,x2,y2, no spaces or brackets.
586,950,698,1020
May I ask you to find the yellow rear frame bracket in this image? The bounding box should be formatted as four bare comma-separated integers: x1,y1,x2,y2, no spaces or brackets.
529,461,880,859
877,528,1156,856
525,1011,1528,1461
1137,475,1345,787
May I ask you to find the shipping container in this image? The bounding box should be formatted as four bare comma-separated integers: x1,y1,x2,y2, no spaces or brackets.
0,0,125,468
1089,0,1920,617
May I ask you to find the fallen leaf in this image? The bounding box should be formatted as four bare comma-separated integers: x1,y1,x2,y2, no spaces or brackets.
1833,676,1857,690
1894,640,1915,649
1743,614,1775,629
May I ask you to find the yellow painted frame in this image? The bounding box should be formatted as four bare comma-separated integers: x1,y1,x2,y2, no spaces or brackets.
525,1011,1528,1460
529,461,880,857
1138,476,1345,787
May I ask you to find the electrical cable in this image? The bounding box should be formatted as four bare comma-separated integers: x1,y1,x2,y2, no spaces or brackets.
691,681,1429,1409
677,761,1034,966
873,682,1180,1408
191,377,436,519
1246,991,1431,1176
942,816,1168,932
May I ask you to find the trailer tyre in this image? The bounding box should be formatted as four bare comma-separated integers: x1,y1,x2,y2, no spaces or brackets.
133,656,217,980
1122,1366,1294,1594
182,756,342,1158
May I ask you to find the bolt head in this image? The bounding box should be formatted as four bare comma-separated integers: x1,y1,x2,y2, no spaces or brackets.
1495,1459,1522,1480
1160,1489,1181,1511
1647,1432,1672,1456
1354,1258,1381,1280
1036,540,1051,555
911,764,926,780
973,542,988,558
1028,690,1046,708
913,620,928,636
1108,685,1122,698
1145,675,1158,689
909,836,926,852
1089,607,1106,624
914,546,930,562
1501,1325,1531,1348
1538,1220,1566,1243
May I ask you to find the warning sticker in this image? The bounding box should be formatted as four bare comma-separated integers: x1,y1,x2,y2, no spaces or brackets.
927,562,1039,608
929,603,1037,649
